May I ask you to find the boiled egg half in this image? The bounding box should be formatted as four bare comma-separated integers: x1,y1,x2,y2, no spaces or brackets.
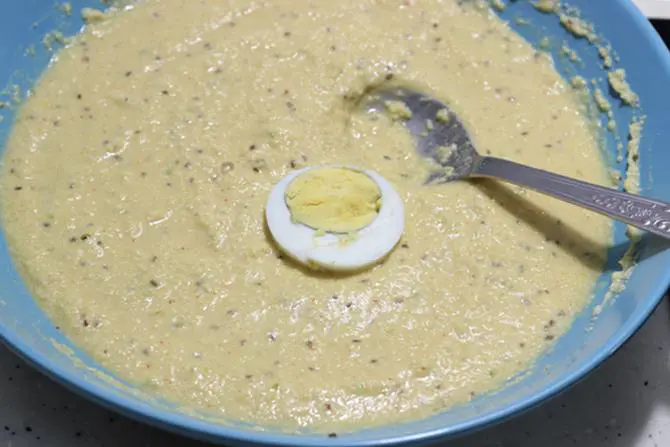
265,166,405,272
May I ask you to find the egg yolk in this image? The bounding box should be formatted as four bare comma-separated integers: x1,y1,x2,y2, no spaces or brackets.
285,167,381,233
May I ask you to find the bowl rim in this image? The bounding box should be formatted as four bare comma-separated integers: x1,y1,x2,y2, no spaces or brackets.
1,0,669,445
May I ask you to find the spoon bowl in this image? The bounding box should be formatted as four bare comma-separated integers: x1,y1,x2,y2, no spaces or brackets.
362,86,480,184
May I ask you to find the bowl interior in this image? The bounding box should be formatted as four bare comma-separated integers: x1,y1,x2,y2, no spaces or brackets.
1,1,669,445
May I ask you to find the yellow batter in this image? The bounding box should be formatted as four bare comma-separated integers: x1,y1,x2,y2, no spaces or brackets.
0,0,613,434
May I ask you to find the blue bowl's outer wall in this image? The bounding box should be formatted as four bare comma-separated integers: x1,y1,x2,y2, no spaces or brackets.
1,0,670,446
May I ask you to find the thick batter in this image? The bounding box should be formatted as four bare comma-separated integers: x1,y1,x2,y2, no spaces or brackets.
1,0,612,433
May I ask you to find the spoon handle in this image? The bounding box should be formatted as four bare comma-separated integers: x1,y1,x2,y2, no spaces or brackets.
474,156,670,240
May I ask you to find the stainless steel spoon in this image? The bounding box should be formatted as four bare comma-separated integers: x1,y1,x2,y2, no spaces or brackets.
363,86,670,240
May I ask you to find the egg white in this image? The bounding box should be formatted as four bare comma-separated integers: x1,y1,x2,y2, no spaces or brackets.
265,166,405,272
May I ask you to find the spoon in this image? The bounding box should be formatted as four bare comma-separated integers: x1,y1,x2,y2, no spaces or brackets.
362,86,670,240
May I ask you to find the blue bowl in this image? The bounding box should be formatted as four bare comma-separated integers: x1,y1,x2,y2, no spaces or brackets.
1,0,669,445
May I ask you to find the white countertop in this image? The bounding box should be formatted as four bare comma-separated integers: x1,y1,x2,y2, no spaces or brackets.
0,296,668,447
633,0,670,19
